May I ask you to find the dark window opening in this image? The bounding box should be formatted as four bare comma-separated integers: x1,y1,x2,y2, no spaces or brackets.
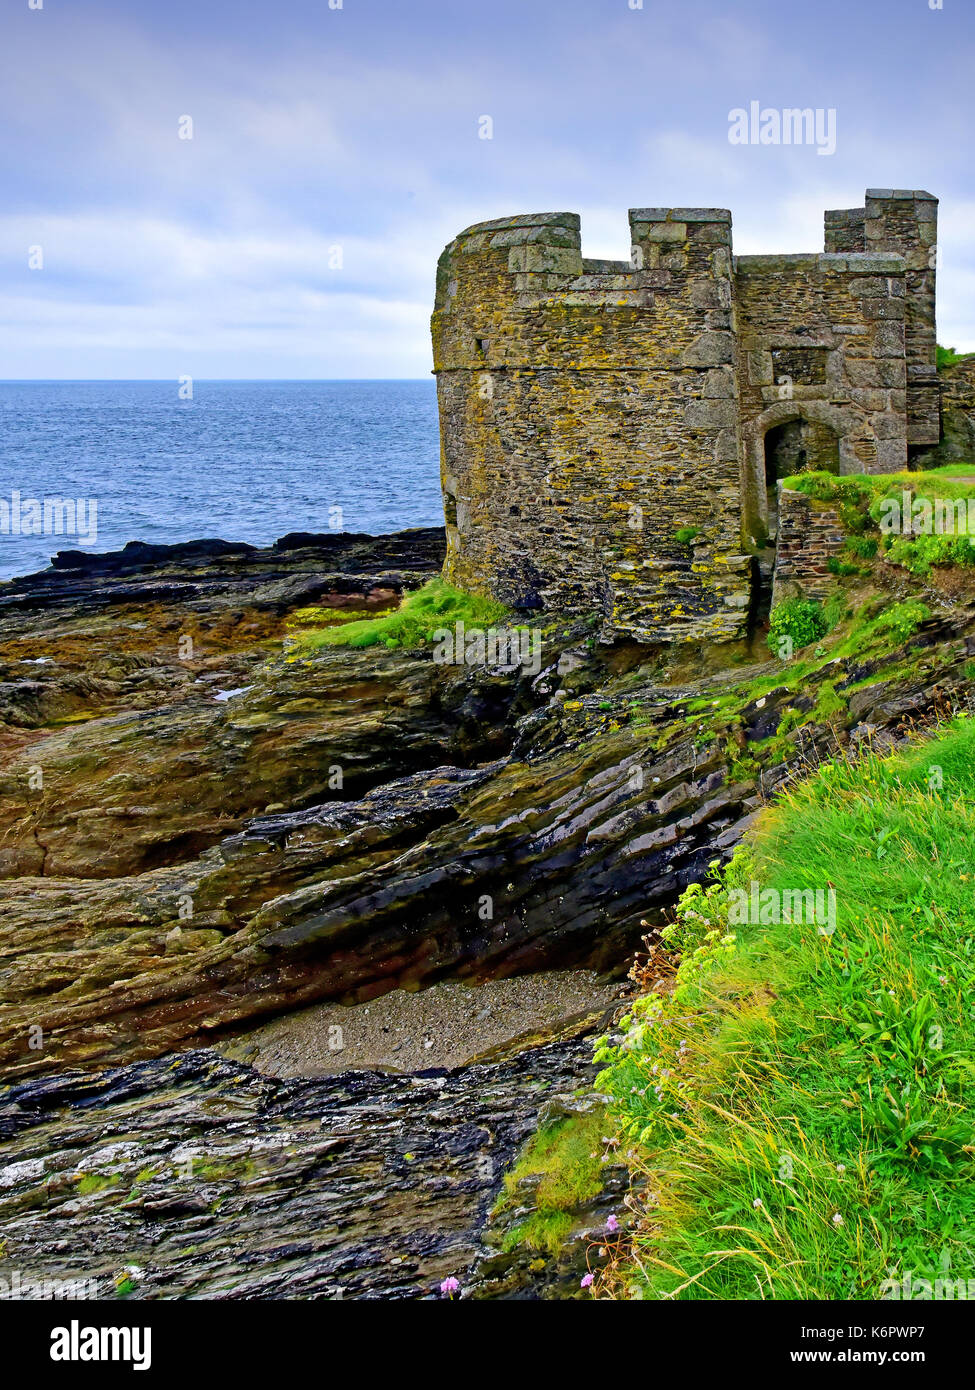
771,347,829,385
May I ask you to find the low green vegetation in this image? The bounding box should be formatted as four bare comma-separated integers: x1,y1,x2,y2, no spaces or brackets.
766,597,831,655
937,345,975,370
837,597,930,659
808,677,845,723
779,466,975,580
288,578,512,652
493,1107,610,1255
844,535,879,560
827,556,861,577
705,597,929,766
680,590,934,768
886,533,975,577
74,1173,119,1196
193,1157,258,1183
784,465,975,508
594,714,975,1299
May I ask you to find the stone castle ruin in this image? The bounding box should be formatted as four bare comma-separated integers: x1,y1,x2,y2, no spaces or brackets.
431,188,940,643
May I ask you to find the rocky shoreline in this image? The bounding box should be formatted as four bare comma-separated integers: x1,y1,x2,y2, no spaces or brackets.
2,525,974,1298
0,1035,622,1301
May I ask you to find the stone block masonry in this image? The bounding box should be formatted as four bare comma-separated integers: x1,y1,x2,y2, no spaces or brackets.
431,190,940,644
771,487,848,608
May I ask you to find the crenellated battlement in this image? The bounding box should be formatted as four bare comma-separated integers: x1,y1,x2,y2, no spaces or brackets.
431,190,942,644
434,207,738,379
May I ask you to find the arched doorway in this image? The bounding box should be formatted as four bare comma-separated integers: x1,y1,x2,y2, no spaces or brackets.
742,400,859,550
763,417,840,538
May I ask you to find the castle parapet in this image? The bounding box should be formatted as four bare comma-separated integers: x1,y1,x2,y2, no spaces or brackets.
823,190,939,446
432,207,751,642
430,190,941,644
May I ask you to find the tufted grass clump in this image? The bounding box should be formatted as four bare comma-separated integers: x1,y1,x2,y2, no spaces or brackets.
673,527,700,545
289,578,511,652
937,345,975,370
827,556,861,576
494,1107,610,1255
595,714,975,1300
767,597,831,654
844,535,878,560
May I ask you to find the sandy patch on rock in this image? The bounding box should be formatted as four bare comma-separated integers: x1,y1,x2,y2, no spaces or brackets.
216,969,626,1077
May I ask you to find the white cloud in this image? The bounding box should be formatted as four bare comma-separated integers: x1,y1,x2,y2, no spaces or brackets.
0,0,970,373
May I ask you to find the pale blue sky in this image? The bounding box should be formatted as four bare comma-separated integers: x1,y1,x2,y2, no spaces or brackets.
1,0,971,377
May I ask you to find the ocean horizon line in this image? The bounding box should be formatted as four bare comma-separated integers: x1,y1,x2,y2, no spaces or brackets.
0,377,436,385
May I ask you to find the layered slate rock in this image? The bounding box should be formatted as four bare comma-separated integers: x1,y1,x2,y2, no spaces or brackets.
0,1037,607,1301
2,528,974,1079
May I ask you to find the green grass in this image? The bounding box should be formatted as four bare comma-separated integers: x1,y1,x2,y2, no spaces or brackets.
921,463,975,478
844,535,879,560
834,598,930,659
937,345,975,371
288,578,512,652
74,1173,119,1196
783,468,975,510
494,1108,610,1254
827,557,862,577
595,715,975,1300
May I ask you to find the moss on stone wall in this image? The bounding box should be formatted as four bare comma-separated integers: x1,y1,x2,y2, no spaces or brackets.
432,194,940,644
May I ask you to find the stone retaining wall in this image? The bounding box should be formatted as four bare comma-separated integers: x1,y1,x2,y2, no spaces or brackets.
771,486,847,607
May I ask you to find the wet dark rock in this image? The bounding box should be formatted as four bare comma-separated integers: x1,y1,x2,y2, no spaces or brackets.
0,1038,601,1301
0,527,445,614
51,538,258,573
3,524,975,1299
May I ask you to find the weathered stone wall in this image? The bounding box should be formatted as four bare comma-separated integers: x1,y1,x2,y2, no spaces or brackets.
823,191,938,449
432,211,753,643
936,357,975,462
431,189,939,643
863,190,939,449
771,486,847,607
824,207,866,254
941,356,975,409
735,250,910,543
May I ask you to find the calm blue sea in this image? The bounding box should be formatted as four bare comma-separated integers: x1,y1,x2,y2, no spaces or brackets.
0,381,443,581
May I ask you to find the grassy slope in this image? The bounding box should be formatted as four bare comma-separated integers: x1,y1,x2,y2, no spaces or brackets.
937,346,975,370
286,577,511,652
596,716,975,1300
